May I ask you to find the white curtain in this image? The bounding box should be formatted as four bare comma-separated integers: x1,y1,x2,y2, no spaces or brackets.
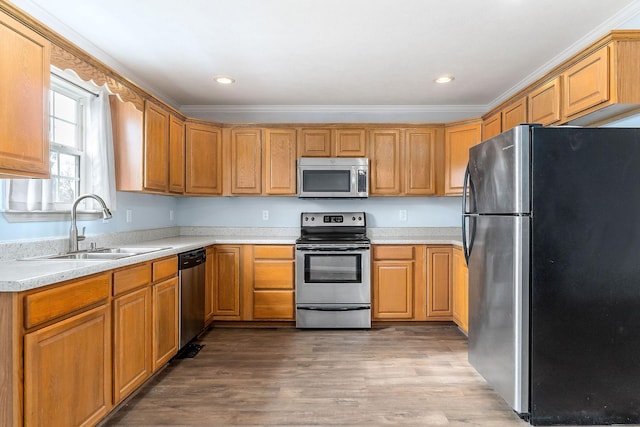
5,85,117,213
85,89,117,211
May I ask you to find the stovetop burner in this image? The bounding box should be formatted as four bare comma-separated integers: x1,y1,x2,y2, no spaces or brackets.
297,212,368,245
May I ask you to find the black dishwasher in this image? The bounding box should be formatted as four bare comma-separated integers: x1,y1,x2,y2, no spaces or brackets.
178,248,206,350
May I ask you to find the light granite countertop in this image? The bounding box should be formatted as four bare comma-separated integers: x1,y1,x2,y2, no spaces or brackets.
0,227,462,292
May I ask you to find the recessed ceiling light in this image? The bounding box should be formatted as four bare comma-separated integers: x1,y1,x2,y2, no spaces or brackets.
214,75,236,85
435,75,454,84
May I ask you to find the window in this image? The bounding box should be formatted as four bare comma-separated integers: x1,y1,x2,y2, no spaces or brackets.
3,69,116,222
49,76,90,208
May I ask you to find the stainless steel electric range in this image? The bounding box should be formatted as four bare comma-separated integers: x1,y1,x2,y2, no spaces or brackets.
295,212,371,328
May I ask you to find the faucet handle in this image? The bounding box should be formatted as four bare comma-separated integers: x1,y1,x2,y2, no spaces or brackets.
78,226,86,242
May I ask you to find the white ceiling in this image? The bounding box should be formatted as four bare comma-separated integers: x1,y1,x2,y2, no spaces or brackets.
9,0,640,122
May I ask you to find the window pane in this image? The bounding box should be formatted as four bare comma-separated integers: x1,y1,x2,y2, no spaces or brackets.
53,92,78,123
52,119,77,147
58,153,78,179
56,177,77,203
50,151,59,175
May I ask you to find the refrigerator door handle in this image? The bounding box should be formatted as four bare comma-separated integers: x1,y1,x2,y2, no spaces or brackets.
462,164,475,265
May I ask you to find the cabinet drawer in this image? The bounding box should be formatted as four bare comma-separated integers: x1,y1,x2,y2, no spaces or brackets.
152,256,178,282
253,245,294,259
373,245,415,260
254,260,294,289
113,263,151,296
24,272,111,329
253,291,294,319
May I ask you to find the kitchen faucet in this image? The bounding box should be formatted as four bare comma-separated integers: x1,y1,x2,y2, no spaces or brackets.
69,194,112,252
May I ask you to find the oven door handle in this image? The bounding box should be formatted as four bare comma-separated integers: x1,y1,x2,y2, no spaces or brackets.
297,306,371,311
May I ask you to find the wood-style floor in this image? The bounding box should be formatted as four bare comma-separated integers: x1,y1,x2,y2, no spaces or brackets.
102,325,529,426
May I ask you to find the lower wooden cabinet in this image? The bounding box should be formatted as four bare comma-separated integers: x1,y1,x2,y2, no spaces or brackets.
212,245,242,319
152,276,179,370
24,304,112,427
252,245,295,320
372,245,427,320
205,246,216,325
112,286,152,404
426,246,453,320
452,246,469,333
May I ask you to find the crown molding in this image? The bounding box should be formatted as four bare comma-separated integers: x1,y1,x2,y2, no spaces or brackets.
180,104,487,114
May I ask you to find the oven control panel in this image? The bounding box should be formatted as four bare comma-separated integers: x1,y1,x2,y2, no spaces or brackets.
301,212,366,227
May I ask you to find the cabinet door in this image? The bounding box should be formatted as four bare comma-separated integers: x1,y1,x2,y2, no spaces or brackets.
405,128,436,195
253,245,295,320
482,112,501,141
502,97,527,132
427,247,453,319
185,122,222,195
563,46,610,118
143,101,170,192
369,129,401,195
264,128,297,195
373,261,413,319
230,128,262,195
205,246,215,325
24,305,111,427
113,287,152,404
452,247,469,333
0,11,50,178
168,114,185,194
214,246,241,319
444,121,482,196
109,96,144,191
299,128,332,157
335,129,367,157
528,77,562,125
152,276,179,370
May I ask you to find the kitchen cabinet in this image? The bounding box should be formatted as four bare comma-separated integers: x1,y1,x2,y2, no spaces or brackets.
229,128,262,195
205,246,215,325
404,128,438,195
528,76,562,125
143,100,170,192
0,9,50,178
151,256,179,371
185,121,223,195
23,273,112,427
369,129,402,195
426,246,453,320
168,114,185,194
444,120,482,196
226,127,297,196
212,245,242,319
251,245,295,320
502,97,527,132
563,45,609,120
372,245,427,320
298,128,332,157
335,129,367,157
112,286,152,404
452,246,468,333
482,112,501,141
264,128,297,195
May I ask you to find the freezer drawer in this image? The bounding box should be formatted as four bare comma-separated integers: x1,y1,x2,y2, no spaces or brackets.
467,214,530,414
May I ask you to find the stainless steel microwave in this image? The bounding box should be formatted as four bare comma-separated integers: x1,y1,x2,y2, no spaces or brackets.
297,157,368,198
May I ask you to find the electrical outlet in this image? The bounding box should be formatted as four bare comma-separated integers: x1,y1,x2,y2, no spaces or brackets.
399,209,408,221
262,210,269,221
169,210,174,221
126,209,132,223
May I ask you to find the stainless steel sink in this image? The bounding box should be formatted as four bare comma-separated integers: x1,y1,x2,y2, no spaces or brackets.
21,246,170,261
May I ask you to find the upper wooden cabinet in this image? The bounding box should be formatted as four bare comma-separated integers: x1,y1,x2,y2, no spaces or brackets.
298,128,366,157
168,114,185,194
562,45,610,120
143,100,170,192
264,128,297,195
0,9,50,178
482,97,527,140
369,127,440,196
444,121,482,196
528,77,562,125
225,127,297,196
185,121,222,195
482,112,501,141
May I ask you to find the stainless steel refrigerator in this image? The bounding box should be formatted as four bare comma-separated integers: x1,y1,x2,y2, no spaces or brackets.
463,124,640,425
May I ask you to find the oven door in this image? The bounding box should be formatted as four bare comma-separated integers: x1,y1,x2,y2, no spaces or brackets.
295,247,371,304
